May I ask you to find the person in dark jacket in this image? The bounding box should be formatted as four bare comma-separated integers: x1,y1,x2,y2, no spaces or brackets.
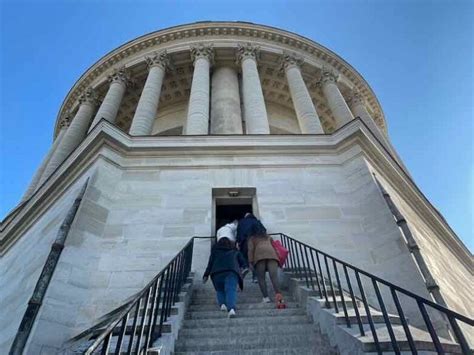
236,213,267,282
203,235,248,318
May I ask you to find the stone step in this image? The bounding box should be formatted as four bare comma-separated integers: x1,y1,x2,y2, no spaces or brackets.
345,323,463,354
187,301,299,312
174,346,320,355
174,333,318,352
184,307,305,320
182,314,311,329
333,308,403,325
311,295,360,309
179,322,312,338
192,285,284,297
192,294,294,304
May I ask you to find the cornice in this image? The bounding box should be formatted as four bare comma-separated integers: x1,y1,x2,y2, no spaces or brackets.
53,21,386,137
2,120,471,271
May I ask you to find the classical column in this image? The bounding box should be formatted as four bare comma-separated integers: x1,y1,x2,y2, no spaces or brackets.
185,45,213,135
38,88,98,186
129,52,169,136
319,67,354,128
89,67,130,132
348,90,376,123
282,53,324,134
237,44,270,134
211,66,243,134
21,115,70,201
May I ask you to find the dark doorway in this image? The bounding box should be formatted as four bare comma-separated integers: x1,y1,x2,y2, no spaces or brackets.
215,204,252,232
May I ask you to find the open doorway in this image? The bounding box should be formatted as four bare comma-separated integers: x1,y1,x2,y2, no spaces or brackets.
215,203,252,231
212,187,257,235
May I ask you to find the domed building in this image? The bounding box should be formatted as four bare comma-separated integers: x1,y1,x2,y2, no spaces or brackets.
1,22,472,354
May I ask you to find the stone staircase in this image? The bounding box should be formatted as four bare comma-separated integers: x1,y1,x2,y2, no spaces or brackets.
173,276,338,354
285,275,465,354
60,236,472,354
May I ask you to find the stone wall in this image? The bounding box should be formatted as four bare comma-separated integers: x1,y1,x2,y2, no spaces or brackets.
0,177,89,354
5,142,467,352
377,175,474,344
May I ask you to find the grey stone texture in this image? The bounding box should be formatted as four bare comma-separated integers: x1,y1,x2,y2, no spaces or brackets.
320,69,354,128
185,46,213,135
285,63,324,134
129,65,165,135
210,66,243,134
3,150,452,353
37,89,97,187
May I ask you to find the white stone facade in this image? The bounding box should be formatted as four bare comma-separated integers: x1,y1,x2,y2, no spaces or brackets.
1,21,472,353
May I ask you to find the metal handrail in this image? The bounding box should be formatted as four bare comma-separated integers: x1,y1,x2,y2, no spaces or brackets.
83,237,198,354
273,233,473,355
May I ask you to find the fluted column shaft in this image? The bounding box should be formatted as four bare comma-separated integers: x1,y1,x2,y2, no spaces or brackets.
320,69,354,128
350,92,373,124
238,44,270,134
283,55,324,134
129,53,169,136
185,45,213,135
211,66,243,134
21,123,68,201
38,89,98,186
89,67,129,132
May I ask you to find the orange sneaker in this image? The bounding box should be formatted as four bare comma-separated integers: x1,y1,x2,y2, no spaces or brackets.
275,293,286,309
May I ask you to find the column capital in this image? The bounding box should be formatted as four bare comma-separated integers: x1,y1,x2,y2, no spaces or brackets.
59,112,72,129
190,44,214,65
78,87,99,107
348,89,365,107
236,43,260,63
108,66,132,87
280,52,304,71
319,66,339,85
145,51,171,70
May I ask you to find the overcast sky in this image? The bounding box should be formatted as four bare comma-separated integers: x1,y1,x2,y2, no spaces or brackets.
0,0,472,251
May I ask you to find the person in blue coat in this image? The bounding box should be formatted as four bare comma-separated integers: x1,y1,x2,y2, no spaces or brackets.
203,233,248,318
236,213,267,282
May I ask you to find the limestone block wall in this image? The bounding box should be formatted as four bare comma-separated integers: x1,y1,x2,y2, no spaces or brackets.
376,176,474,343
4,149,441,352
0,177,90,354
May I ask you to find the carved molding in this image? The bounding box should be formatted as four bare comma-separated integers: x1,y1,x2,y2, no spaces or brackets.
236,43,260,63
146,51,171,70
54,22,386,136
319,66,339,85
190,44,214,64
59,113,72,128
280,52,304,71
78,87,99,107
108,66,132,87
348,89,365,107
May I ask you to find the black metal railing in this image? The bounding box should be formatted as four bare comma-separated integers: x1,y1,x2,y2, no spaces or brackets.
83,237,197,354
274,233,473,355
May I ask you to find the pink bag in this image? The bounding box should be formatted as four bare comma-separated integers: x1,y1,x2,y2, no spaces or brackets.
271,239,289,267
